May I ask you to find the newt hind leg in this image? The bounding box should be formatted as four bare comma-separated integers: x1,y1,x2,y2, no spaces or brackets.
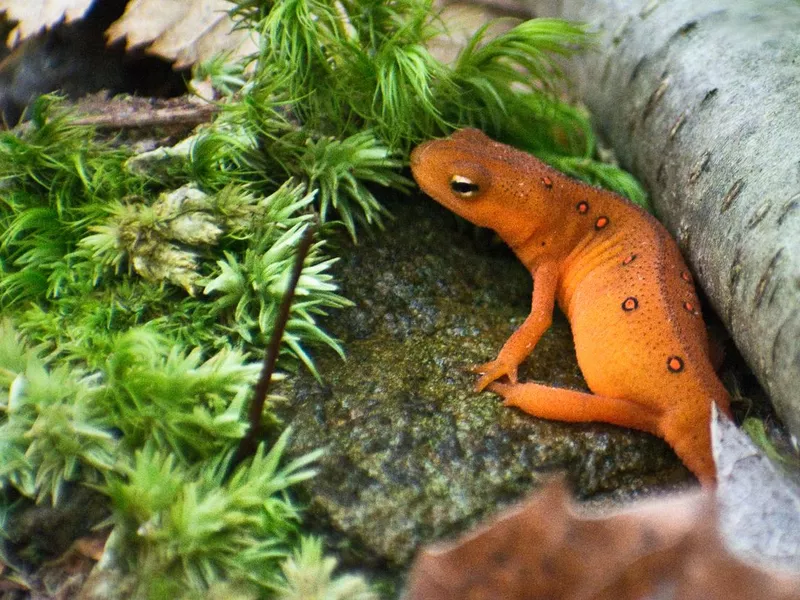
488,381,661,436
489,381,718,484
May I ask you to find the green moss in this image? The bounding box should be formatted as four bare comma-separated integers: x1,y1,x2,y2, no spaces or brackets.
273,537,377,600
742,417,800,468
103,430,321,597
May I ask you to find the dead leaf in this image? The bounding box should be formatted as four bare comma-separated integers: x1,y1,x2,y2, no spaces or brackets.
0,0,95,43
404,479,800,600
426,3,509,66
105,0,255,68
22,530,112,599
42,531,109,572
0,0,256,68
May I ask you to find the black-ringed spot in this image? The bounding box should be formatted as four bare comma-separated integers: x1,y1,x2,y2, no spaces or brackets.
622,254,637,266
667,356,685,373
576,201,589,214
541,176,553,189
595,216,610,230
622,297,639,311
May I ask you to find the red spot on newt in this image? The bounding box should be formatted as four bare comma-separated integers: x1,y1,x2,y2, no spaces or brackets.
577,201,589,214
622,297,639,311
410,129,732,485
667,356,685,372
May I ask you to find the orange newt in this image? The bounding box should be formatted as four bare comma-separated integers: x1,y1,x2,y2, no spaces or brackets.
410,129,731,484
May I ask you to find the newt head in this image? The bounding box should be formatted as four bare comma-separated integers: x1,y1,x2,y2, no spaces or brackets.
410,129,556,247
410,129,499,229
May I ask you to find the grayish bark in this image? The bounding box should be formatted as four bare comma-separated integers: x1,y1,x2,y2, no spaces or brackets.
713,405,800,570
532,0,800,439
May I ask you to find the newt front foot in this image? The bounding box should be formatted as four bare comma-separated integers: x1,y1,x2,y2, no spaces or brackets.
472,359,518,392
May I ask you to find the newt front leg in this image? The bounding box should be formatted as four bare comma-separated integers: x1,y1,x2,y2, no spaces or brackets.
474,261,558,391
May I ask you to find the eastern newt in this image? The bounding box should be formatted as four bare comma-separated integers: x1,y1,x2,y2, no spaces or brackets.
410,128,731,484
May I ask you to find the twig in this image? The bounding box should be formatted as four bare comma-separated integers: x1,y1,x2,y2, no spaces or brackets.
71,104,218,129
229,222,316,471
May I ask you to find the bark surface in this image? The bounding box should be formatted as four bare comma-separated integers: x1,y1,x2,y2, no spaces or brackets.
532,0,800,438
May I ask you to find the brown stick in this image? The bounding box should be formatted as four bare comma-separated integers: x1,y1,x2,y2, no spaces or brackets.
229,223,316,471
72,104,218,129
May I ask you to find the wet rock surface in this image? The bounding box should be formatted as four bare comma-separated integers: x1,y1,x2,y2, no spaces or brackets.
278,194,691,567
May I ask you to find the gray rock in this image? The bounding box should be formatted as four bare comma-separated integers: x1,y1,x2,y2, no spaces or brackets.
280,195,690,567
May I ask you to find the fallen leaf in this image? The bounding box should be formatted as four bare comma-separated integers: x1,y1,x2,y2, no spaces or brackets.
0,0,94,43
17,530,112,599
41,530,109,572
105,0,255,68
0,0,257,68
404,478,800,600
426,3,510,66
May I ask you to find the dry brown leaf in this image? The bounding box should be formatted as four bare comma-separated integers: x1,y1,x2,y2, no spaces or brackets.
0,0,94,43
404,479,800,600
22,530,112,598
41,531,109,572
106,0,255,68
426,3,508,65
1,0,256,68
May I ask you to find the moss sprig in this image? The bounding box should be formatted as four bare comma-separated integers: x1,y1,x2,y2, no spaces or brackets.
103,429,321,597
0,116,350,368
274,536,378,600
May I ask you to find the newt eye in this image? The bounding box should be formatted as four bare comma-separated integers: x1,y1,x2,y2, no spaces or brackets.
450,175,480,197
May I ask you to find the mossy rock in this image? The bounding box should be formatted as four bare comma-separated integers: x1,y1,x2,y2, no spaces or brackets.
278,193,690,567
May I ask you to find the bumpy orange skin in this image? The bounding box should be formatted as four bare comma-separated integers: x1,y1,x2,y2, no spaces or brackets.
411,129,731,485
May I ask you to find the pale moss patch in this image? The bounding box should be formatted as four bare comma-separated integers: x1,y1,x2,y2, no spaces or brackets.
275,537,378,600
